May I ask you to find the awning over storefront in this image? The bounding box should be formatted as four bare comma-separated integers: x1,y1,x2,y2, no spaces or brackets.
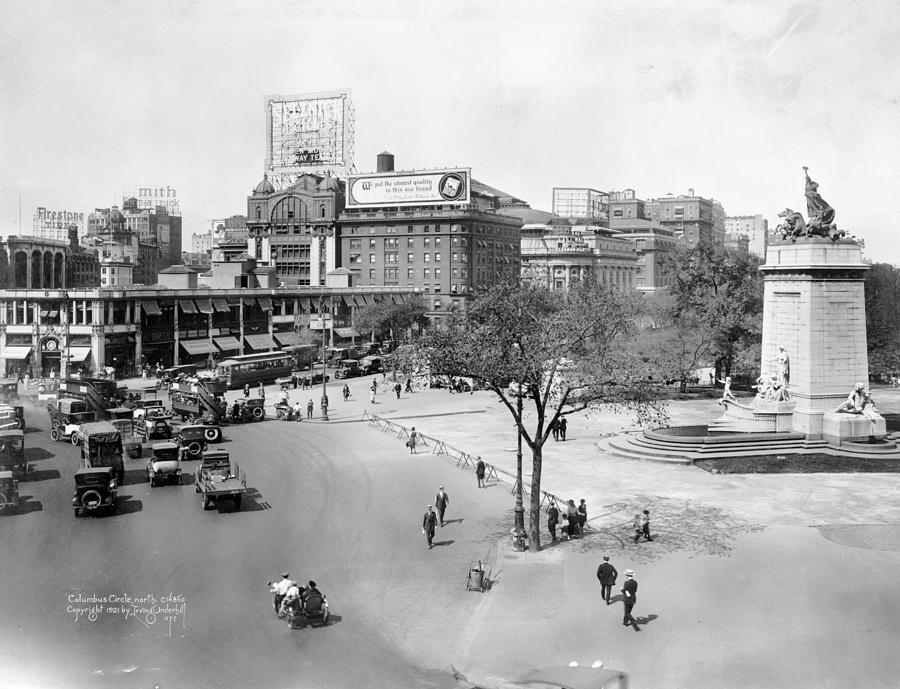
213,298,230,313
179,300,198,314
141,300,162,316
180,339,216,355
256,296,273,311
195,298,214,314
67,347,92,362
213,336,242,352
334,327,361,339
341,295,354,307
274,332,303,347
3,346,32,360
244,333,277,350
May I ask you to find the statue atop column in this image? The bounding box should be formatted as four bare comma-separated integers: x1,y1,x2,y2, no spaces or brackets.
773,167,846,242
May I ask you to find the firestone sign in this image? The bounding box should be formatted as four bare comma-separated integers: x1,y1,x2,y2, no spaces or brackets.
347,168,470,208
34,207,85,228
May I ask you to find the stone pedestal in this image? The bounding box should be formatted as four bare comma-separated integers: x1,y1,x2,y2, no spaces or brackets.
759,238,869,440
822,411,886,445
708,398,795,433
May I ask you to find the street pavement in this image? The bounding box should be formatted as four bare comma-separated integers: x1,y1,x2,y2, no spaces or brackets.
13,375,900,689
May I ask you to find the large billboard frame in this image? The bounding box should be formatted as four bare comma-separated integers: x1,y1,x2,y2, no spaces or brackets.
347,168,471,209
265,89,353,178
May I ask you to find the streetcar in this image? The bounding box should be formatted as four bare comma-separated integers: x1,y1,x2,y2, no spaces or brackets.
216,352,295,389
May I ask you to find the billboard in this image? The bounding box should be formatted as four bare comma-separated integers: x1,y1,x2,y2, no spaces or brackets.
33,207,87,241
125,186,180,215
265,89,353,177
347,169,471,208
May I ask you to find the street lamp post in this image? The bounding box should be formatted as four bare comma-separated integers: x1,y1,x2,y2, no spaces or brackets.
319,295,329,421
513,384,526,550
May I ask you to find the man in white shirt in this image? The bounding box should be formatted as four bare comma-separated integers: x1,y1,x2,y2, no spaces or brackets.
268,572,292,614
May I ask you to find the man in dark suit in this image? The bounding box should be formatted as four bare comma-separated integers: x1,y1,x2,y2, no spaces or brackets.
434,486,450,527
422,505,438,549
596,555,618,605
621,569,639,628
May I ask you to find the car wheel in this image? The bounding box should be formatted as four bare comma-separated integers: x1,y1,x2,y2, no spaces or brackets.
252,406,264,421
50,427,61,442
70,434,80,446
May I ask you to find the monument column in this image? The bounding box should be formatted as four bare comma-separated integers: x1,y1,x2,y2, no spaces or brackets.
759,238,869,438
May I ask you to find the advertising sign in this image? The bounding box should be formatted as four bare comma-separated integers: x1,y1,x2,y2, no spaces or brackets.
33,207,87,240
265,90,353,176
347,169,470,208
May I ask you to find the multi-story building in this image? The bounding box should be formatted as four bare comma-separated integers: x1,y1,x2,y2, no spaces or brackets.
608,189,645,222
191,232,212,253
97,241,135,288
245,173,344,286
645,189,720,247
86,206,158,285
519,221,638,291
551,188,609,224
119,197,182,271
725,214,768,259
337,154,522,317
1,229,100,289
607,217,677,292
182,251,212,272
0,262,420,378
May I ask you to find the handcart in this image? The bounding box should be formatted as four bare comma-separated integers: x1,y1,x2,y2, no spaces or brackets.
466,560,487,592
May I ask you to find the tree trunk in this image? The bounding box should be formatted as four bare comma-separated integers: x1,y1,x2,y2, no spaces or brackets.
528,444,543,552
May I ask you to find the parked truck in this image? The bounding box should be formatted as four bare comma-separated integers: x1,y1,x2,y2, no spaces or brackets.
195,449,246,511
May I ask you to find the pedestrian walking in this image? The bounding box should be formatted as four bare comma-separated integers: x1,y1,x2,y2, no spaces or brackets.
369,388,376,404
596,556,618,605
434,486,450,527
243,383,250,399
547,500,559,542
621,569,639,628
371,380,378,395
636,509,653,542
632,513,643,543
407,427,418,454
394,382,401,399
405,378,413,393
422,505,437,549
475,458,486,488
558,416,567,441
342,384,350,402
307,399,314,419
565,499,578,539
577,498,587,534
258,382,265,399
550,417,559,442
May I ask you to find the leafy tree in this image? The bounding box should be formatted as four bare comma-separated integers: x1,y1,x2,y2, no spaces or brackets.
661,241,763,382
865,262,900,376
408,280,666,552
355,296,428,343
636,293,715,392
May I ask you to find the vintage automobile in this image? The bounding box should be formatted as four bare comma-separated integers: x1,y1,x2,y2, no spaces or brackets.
72,466,117,517
195,449,246,511
227,397,267,423
130,398,167,419
0,470,20,514
359,355,384,375
175,425,208,460
333,359,361,380
136,414,174,441
76,421,125,484
0,429,27,478
106,412,143,459
146,442,182,486
48,398,97,443
0,403,25,431
0,378,19,402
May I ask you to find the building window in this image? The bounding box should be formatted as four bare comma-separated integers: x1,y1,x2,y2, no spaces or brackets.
433,299,441,308
350,238,361,249
384,252,398,263
424,253,431,262
423,225,429,233
408,226,414,233
369,269,376,279
434,268,441,278
384,268,399,280
452,267,459,277
385,237,398,248
407,267,415,279
407,237,414,247
434,252,441,262
369,254,376,263
434,237,441,246
452,252,458,261
407,253,414,262
424,238,431,247
423,268,431,278
369,238,377,247
349,253,361,264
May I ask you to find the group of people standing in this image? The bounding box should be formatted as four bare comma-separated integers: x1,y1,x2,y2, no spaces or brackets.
546,498,587,541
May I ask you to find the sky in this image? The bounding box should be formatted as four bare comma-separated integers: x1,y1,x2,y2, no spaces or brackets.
1,0,899,261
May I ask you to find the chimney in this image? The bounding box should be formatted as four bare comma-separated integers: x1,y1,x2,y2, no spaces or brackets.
688,187,695,197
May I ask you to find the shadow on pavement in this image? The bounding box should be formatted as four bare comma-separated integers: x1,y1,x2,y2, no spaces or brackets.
26,468,61,482
432,539,455,547
13,497,43,514
25,447,55,462
114,496,143,515
242,487,270,511
123,469,148,485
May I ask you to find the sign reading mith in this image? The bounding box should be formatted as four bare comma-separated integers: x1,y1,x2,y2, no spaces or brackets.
347,168,470,208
